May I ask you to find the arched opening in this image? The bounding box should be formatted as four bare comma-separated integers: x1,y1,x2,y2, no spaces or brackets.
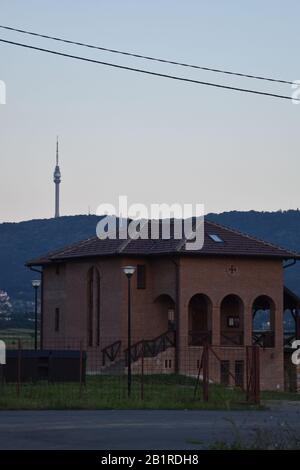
87,266,100,347
252,295,275,347
152,294,176,337
188,294,212,345
220,294,244,346
283,287,300,346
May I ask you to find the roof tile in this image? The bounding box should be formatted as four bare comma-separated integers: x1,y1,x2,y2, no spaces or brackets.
26,219,300,265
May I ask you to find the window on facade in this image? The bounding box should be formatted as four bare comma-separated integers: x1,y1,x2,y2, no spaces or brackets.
168,308,175,331
55,264,60,275
87,266,100,347
137,264,146,289
252,295,275,348
208,234,223,242
227,316,240,328
55,308,60,332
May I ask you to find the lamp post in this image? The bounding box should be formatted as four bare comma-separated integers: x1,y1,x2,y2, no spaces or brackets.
122,266,136,397
32,279,41,350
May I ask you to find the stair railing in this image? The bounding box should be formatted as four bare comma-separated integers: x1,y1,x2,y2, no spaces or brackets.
101,340,121,366
124,330,176,365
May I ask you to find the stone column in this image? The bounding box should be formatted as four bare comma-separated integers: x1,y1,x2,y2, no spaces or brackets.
212,304,220,346
244,302,252,346
275,298,283,350
178,298,189,374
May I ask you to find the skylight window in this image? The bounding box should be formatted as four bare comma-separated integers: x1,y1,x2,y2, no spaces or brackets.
209,234,223,243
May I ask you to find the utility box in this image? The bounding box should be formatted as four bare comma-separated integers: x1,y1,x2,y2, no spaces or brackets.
3,350,86,383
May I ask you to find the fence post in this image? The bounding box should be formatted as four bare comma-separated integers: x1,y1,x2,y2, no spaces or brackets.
246,346,250,402
17,338,21,397
203,343,209,401
79,340,83,397
254,345,260,405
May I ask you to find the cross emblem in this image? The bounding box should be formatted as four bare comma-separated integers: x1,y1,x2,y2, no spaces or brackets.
228,265,237,274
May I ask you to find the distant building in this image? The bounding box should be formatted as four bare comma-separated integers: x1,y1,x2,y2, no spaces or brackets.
27,220,300,391
0,290,12,320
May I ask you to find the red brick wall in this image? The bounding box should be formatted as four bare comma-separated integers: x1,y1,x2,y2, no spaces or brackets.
42,254,284,391
178,256,284,390
43,257,124,351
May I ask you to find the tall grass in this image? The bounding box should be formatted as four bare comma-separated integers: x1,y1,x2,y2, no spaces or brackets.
0,374,255,410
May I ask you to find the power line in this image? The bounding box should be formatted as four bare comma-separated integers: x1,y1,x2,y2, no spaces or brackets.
0,24,294,86
0,37,298,102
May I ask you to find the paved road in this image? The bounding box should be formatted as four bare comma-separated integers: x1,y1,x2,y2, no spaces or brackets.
0,403,299,449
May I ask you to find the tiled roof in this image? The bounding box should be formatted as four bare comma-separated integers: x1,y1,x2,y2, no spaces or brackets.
27,219,300,265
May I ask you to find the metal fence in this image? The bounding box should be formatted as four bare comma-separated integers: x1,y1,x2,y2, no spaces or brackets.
0,335,260,407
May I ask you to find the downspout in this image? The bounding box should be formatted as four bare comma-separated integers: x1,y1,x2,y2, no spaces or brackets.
29,266,43,349
171,257,180,374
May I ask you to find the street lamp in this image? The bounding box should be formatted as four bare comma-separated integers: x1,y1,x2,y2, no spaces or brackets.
122,266,136,397
32,279,41,350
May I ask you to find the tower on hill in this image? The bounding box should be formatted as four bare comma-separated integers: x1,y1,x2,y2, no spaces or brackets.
53,137,61,218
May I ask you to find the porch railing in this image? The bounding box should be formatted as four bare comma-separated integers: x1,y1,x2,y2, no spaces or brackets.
252,331,275,348
284,332,296,348
188,330,212,346
221,331,244,346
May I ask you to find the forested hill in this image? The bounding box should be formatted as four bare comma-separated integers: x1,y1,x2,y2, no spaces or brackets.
0,215,101,300
0,210,300,301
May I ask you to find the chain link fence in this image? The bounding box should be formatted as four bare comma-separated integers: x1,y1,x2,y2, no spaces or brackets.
0,335,260,408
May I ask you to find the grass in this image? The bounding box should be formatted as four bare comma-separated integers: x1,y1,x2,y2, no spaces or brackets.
0,374,260,411
0,373,298,410
261,390,300,401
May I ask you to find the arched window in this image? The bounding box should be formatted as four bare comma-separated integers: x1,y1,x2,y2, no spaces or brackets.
87,266,100,347
283,288,300,347
220,294,244,346
252,295,275,347
152,294,176,336
188,294,212,345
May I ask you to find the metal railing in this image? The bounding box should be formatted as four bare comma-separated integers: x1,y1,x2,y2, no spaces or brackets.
188,330,212,346
284,332,296,348
252,331,275,348
221,331,244,346
101,340,121,366
125,330,176,364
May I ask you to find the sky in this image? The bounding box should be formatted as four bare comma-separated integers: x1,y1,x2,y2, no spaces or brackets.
0,0,300,222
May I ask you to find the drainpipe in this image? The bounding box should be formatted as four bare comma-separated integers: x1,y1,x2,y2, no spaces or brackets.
171,257,180,374
29,266,43,349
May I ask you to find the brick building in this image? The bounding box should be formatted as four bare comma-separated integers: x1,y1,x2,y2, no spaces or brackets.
27,220,300,391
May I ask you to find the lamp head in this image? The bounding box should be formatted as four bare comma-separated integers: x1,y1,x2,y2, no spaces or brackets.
32,279,41,288
122,266,136,278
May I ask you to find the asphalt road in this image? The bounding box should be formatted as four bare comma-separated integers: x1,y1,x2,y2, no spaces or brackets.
0,403,299,450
